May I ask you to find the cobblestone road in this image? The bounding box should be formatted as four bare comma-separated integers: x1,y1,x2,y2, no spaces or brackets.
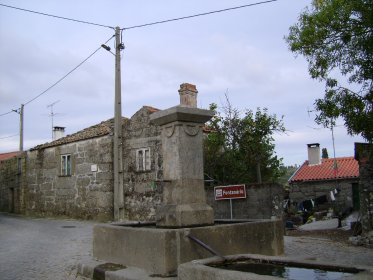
285,236,373,267
0,213,94,280
1,213,372,279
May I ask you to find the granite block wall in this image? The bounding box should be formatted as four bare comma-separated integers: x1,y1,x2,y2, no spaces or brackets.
25,136,113,221
205,183,284,220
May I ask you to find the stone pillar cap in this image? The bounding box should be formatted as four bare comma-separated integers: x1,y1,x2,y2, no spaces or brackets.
150,106,213,126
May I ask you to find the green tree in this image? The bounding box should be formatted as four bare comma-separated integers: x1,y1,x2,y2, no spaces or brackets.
204,100,286,185
277,165,299,188
286,0,373,142
322,148,329,159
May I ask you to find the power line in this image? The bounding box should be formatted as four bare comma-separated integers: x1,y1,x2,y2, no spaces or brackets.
0,107,21,117
0,3,114,29
0,0,279,113
0,110,14,117
23,35,115,106
0,35,115,116
122,0,278,30
0,134,18,140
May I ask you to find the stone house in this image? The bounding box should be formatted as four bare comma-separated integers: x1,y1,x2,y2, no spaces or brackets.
25,118,116,221
288,143,360,214
0,104,163,222
0,151,24,214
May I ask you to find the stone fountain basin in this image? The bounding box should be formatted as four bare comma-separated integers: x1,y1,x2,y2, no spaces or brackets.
178,254,373,280
93,219,284,277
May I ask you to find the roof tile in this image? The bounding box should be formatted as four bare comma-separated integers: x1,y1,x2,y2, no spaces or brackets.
290,157,359,183
30,118,128,151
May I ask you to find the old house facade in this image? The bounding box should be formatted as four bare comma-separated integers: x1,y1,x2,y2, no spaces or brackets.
121,106,163,221
0,151,24,214
0,104,163,222
25,120,114,221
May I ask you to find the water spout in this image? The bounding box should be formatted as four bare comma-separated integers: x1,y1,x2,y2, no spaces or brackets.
187,234,226,261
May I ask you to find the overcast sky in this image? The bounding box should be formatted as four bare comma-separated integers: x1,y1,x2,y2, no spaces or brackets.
0,0,366,166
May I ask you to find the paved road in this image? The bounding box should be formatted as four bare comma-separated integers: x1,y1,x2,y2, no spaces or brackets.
284,235,373,268
1,213,372,279
0,213,94,280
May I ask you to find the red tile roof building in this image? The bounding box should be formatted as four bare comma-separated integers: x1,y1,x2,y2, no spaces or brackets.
288,143,360,212
289,157,359,183
0,151,20,163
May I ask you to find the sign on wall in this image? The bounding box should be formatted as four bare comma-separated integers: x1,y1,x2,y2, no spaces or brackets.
214,185,246,200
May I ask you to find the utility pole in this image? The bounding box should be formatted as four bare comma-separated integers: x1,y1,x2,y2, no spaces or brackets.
19,104,24,152
13,105,24,152
113,26,125,221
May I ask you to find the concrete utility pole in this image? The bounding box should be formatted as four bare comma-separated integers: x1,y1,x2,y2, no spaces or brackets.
13,105,24,152
19,104,24,152
113,26,125,221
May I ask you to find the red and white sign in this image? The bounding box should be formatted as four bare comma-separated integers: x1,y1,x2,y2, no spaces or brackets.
214,185,246,200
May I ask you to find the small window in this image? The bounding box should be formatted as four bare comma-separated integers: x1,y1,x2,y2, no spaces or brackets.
136,148,151,172
61,154,71,176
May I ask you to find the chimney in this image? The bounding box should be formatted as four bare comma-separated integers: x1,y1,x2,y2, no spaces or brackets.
307,143,321,165
179,83,198,108
53,126,65,140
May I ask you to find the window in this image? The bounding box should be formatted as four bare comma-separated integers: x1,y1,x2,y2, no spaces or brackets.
136,148,151,172
61,154,71,176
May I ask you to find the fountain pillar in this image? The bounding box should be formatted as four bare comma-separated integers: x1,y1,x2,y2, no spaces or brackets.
150,83,214,227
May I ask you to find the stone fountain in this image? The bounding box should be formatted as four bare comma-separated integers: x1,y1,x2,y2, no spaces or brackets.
92,83,284,277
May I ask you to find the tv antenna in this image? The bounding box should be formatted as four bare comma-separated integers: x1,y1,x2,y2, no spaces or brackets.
47,100,61,140
307,106,315,118
306,107,338,178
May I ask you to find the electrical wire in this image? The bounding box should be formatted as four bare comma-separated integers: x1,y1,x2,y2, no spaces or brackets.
0,108,21,117
23,35,115,106
122,0,278,30
0,110,14,117
0,3,114,29
0,0,278,114
0,34,115,116
0,134,18,140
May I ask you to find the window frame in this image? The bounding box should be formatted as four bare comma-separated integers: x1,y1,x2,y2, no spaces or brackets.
61,154,72,176
136,148,151,172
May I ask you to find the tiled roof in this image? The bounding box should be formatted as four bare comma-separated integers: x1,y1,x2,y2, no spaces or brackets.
289,157,359,183
0,151,20,162
143,106,160,113
31,118,128,151
30,105,161,151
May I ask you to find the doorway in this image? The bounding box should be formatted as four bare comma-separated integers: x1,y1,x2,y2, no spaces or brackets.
352,183,360,210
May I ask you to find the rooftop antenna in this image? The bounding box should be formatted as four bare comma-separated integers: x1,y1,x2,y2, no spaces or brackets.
47,100,61,140
307,106,315,118
307,107,338,181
